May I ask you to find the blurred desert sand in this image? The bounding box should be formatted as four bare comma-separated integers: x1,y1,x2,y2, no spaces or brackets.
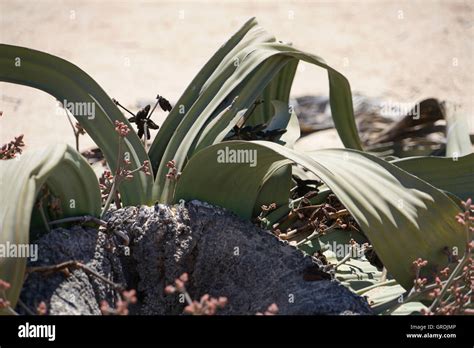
1,0,473,152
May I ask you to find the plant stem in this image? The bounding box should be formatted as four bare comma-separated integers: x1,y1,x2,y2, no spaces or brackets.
295,223,338,247
48,215,107,226
293,204,324,212
143,122,148,150
240,99,262,126
65,110,80,151
114,190,122,209
426,207,472,313
27,260,123,291
183,291,193,306
428,256,469,312
16,298,36,315
355,279,398,295
279,224,312,240
101,137,123,218
114,100,136,118
334,244,365,270
38,201,51,233
3,305,19,315
384,275,464,315
101,178,118,219
381,266,388,282
328,209,349,219
147,98,160,120
0,289,19,315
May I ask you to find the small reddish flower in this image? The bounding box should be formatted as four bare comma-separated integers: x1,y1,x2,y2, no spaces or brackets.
179,273,189,282
100,300,111,315
217,297,228,307
0,298,11,309
141,160,151,176
0,279,11,290
122,290,137,304
175,279,185,292
36,302,48,315
115,300,129,315
114,121,130,137
164,285,176,294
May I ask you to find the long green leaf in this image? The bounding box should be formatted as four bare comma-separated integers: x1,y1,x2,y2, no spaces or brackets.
392,154,474,201
147,17,265,174
150,19,361,204
246,58,299,126
174,141,465,289
0,144,101,312
0,44,152,205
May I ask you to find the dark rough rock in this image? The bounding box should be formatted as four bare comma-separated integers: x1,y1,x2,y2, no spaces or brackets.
17,226,122,315
18,201,371,315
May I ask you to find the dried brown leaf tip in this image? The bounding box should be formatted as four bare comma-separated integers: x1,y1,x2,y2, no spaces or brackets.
157,94,172,112
128,104,159,140
74,122,86,135
113,94,171,141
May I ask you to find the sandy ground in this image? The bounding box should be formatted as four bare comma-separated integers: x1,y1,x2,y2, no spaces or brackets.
1,0,473,152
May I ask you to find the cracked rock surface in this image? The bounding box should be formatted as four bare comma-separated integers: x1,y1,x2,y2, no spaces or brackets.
18,201,371,315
